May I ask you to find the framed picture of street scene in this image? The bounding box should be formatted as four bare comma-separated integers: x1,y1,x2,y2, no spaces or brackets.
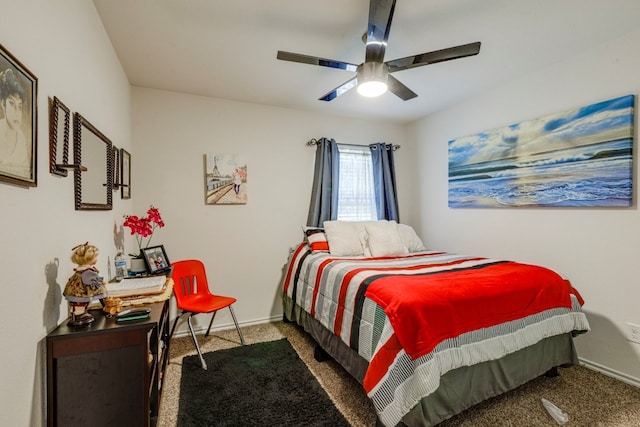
204,153,247,205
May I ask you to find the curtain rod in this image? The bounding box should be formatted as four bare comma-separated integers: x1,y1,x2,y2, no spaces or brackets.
306,138,400,150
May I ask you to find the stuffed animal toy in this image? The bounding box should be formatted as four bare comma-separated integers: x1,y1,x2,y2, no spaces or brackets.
102,296,123,315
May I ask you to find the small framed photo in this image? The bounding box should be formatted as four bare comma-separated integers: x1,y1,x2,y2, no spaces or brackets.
120,148,131,199
0,43,38,187
141,245,170,274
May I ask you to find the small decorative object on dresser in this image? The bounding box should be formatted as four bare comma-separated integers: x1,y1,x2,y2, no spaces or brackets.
142,244,171,275
102,296,123,315
123,205,165,274
129,256,147,275
63,242,107,326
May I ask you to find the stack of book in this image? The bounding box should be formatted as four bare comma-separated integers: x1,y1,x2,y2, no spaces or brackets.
106,275,167,297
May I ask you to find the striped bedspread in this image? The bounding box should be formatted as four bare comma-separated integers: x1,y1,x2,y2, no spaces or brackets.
282,244,590,427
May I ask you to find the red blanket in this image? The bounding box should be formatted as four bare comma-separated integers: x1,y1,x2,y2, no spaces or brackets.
365,261,576,360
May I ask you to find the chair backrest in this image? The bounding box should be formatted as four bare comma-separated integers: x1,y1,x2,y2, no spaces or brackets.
171,260,212,307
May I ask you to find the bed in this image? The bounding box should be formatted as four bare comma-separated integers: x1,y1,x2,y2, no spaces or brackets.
281,220,590,427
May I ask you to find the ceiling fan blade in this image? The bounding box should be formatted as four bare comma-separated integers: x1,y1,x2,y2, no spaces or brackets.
386,41,481,73
387,75,417,101
319,77,358,101
365,0,396,63
277,51,358,72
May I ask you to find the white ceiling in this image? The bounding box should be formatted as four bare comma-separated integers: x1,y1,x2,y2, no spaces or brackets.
93,0,640,124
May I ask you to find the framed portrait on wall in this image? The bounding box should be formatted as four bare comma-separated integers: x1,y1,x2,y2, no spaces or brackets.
0,43,38,187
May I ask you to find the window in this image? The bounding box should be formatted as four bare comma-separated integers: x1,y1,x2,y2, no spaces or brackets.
336,145,378,221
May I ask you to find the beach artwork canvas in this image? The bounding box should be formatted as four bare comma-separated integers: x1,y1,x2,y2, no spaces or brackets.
205,154,247,205
448,94,634,207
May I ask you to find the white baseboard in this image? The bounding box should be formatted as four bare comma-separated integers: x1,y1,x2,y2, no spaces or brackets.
170,314,282,339
579,357,640,388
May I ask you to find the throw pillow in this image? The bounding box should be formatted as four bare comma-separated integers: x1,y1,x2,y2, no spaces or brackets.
397,224,426,252
324,221,365,256
365,221,408,257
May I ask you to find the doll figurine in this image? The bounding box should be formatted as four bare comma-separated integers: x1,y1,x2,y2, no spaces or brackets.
63,242,108,326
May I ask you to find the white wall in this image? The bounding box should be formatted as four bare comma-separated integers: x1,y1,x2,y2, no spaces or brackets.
131,87,410,330
408,28,640,385
5,1,640,424
0,2,409,424
0,1,132,425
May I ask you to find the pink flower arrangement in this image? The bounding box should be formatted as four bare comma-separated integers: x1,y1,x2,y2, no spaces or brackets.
123,206,165,255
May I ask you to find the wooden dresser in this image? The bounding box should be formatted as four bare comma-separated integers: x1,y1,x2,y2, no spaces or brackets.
46,300,170,427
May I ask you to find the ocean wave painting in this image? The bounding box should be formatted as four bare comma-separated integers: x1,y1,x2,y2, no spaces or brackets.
448,94,634,207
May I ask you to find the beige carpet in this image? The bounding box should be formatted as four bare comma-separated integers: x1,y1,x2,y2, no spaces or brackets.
159,322,640,427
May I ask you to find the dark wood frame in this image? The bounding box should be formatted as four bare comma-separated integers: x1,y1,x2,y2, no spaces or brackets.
112,145,120,189
49,96,71,177
141,245,170,274
0,43,38,187
73,112,113,210
120,148,131,199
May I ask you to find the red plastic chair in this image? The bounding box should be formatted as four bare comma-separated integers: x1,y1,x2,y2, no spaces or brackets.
170,259,245,369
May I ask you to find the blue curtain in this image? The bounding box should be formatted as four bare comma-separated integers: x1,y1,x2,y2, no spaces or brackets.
307,138,340,227
370,143,399,222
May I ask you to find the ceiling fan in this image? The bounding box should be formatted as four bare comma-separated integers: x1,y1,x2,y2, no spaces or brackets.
277,0,481,101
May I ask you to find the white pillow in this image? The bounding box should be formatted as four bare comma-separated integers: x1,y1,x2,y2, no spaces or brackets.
397,224,426,252
365,221,408,257
359,231,372,257
323,221,365,256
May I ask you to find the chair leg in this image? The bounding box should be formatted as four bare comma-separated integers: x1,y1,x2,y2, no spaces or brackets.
205,311,217,337
169,312,184,341
228,306,245,345
187,314,207,370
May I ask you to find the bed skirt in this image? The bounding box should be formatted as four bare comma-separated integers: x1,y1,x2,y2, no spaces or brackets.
283,294,579,427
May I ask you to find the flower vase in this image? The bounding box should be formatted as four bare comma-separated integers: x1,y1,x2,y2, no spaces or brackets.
129,256,147,275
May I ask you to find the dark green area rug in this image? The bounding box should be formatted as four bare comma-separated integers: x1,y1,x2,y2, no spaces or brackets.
178,339,351,426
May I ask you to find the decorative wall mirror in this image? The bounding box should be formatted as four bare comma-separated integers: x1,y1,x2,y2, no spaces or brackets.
73,113,113,210
49,97,71,177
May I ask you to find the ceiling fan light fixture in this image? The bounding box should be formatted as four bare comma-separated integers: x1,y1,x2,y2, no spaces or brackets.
358,80,387,97
277,1,481,102
357,62,388,97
